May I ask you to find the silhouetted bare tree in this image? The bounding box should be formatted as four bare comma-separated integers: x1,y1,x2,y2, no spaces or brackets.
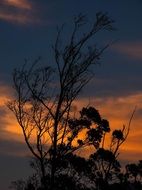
7,13,114,189
10,106,111,190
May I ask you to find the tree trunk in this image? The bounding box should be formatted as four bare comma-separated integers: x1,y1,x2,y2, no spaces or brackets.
40,159,47,189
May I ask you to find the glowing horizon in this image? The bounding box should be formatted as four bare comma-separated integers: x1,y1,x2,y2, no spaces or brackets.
1,84,141,163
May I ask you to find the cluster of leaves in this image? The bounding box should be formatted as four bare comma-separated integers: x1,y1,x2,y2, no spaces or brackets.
67,106,110,150
125,161,142,182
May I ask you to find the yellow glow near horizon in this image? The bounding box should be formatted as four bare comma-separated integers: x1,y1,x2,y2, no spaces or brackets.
0,85,142,161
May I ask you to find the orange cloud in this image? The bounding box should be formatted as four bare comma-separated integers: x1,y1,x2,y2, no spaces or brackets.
112,42,142,60
0,82,142,161
0,12,32,24
0,0,42,25
4,0,31,10
0,85,13,105
0,84,22,138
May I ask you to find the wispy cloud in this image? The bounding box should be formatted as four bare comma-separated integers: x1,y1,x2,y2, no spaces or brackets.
0,84,22,139
0,0,43,25
3,0,31,10
112,42,142,60
0,12,32,24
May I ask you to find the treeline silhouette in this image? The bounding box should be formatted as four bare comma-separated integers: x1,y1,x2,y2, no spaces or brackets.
10,107,141,190
11,155,142,190
7,13,141,190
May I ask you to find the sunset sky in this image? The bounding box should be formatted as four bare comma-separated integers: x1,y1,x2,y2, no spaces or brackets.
0,0,142,189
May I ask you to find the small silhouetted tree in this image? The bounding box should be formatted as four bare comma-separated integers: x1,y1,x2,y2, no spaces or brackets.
7,13,114,189
88,108,136,190
125,160,142,183
10,180,26,190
